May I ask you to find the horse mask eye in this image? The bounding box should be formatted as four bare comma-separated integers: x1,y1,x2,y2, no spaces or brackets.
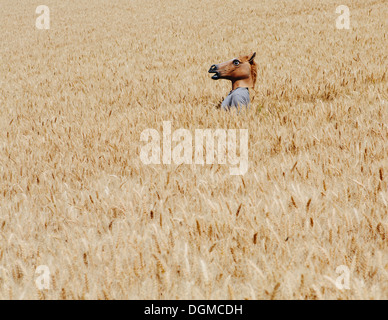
233,60,240,66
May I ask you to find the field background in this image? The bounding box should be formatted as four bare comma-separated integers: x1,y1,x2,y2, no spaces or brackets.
0,0,387,299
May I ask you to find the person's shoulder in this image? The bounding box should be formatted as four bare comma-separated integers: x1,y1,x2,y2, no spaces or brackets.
231,88,249,105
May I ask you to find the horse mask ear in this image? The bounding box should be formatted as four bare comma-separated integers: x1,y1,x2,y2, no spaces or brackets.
249,52,256,64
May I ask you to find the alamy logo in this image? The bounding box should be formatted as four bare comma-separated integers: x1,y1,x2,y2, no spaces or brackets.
336,5,350,30
35,5,50,30
335,265,350,290
35,265,50,290
140,121,249,175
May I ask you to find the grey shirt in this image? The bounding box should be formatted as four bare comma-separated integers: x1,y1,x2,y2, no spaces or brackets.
221,87,250,111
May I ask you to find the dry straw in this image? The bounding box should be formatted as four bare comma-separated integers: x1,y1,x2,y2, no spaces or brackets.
0,0,387,299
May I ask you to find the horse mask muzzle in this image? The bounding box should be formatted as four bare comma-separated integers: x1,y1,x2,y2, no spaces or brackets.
208,64,220,80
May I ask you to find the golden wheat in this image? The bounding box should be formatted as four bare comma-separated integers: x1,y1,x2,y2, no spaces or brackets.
0,0,387,299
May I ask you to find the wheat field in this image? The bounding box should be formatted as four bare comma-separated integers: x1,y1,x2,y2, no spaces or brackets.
0,0,387,300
